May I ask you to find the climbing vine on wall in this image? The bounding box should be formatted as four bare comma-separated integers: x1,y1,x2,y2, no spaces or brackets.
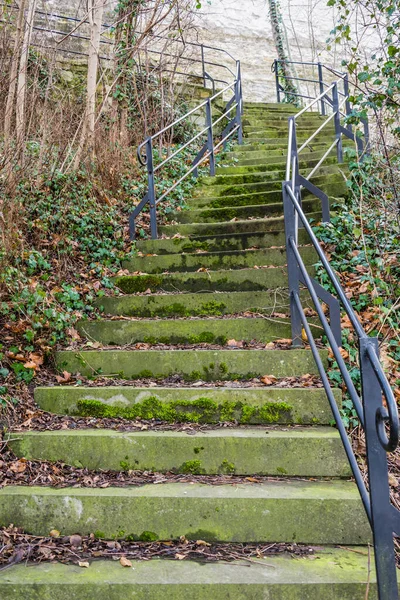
268,0,298,104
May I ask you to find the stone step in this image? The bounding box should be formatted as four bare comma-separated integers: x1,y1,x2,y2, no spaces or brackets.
113,265,312,294
200,164,342,187
76,316,302,346
243,103,303,113
55,348,326,380
243,125,335,135
122,246,316,274
229,139,334,154
243,127,335,139
244,102,298,109
243,114,327,124
216,154,338,173
187,189,295,209
96,289,292,318
240,136,353,149
226,143,333,159
9,427,350,477
0,549,387,599
187,187,344,211
159,211,322,236
136,229,309,255
0,480,369,543
169,198,320,222
34,386,340,425
192,172,345,199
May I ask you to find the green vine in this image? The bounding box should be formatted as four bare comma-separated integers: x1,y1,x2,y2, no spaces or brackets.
268,0,299,104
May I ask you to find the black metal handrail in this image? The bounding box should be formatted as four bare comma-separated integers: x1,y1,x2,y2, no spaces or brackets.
279,59,400,599
131,54,243,239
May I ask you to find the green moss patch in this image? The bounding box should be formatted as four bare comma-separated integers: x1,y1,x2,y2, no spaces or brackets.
75,396,293,424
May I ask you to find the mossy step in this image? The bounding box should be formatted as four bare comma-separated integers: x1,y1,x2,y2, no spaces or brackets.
55,348,327,380
170,198,320,222
114,265,311,294
200,165,343,187
241,136,353,148
96,289,292,318
216,155,338,174
188,189,290,209
243,130,337,141
226,143,331,159
159,212,322,236
243,115,328,126
122,246,317,274
188,188,343,211
0,481,369,543
0,550,389,599
136,229,309,255
229,140,332,154
243,104,300,113
9,427,350,477
243,126,335,136
192,173,345,199
34,386,340,424
76,315,309,346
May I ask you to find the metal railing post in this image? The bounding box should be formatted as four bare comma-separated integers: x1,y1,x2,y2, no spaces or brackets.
206,98,216,176
343,73,351,119
360,337,399,600
235,62,243,145
274,59,281,103
145,137,158,239
332,82,343,163
318,62,325,116
200,44,206,88
283,181,302,348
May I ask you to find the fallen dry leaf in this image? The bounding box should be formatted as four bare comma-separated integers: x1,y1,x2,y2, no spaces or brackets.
55,371,71,384
10,460,27,473
260,375,277,386
196,540,211,547
49,529,60,538
120,556,132,568
78,561,90,568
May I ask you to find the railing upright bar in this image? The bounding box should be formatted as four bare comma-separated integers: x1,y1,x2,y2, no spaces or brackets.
282,182,303,347
145,137,158,240
206,98,216,176
200,44,206,88
360,337,399,600
317,63,325,116
235,62,243,144
332,82,343,163
343,74,352,122
274,59,281,103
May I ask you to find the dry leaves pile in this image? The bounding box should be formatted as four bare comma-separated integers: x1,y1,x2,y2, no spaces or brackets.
0,525,315,570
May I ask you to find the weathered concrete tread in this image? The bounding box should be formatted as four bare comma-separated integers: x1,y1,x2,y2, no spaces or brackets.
0,481,369,543
8,426,351,476
55,348,327,379
76,315,312,345
0,549,393,599
34,386,340,425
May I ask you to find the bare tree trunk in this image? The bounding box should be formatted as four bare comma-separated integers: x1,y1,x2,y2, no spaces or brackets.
4,0,27,146
73,0,106,169
15,0,37,159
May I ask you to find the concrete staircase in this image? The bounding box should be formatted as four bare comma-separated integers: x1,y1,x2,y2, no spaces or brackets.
0,103,376,598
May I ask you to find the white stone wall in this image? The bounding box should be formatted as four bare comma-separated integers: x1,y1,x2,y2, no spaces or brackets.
34,1,381,101
194,0,381,101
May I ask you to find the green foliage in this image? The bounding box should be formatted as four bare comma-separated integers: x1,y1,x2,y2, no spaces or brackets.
313,148,400,428
327,0,400,139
